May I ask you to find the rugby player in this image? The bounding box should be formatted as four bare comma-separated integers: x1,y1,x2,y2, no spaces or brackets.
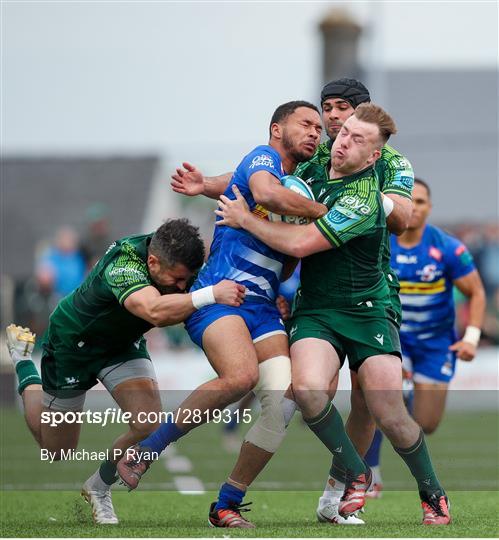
361,178,486,497
217,103,451,525
170,78,414,526
117,102,368,526
6,219,245,525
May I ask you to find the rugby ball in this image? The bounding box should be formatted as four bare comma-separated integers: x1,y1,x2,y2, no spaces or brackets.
269,175,315,225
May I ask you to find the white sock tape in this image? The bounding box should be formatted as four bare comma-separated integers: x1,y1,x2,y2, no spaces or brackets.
191,286,215,309
382,193,394,217
462,325,481,347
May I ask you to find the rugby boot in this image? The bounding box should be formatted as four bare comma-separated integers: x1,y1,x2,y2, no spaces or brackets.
421,490,451,525
116,444,154,491
316,497,365,524
6,324,36,362
208,501,255,528
338,468,372,517
81,479,118,524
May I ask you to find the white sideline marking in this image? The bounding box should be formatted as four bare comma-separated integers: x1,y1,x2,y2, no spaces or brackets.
173,476,205,495
161,444,205,494
165,455,193,473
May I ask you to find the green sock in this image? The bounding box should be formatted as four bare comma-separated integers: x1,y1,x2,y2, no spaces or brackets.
15,360,42,395
305,401,366,477
330,456,347,483
394,430,442,495
99,459,118,485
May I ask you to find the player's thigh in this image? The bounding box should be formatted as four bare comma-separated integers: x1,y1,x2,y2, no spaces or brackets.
254,333,289,363
99,357,162,434
413,382,448,434
112,378,163,431
291,338,341,392
202,315,259,380
40,392,86,454
357,354,405,419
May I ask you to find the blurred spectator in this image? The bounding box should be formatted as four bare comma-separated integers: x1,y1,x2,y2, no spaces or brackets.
14,265,59,340
80,203,112,269
39,226,86,298
480,223,499,298
482,287,499,345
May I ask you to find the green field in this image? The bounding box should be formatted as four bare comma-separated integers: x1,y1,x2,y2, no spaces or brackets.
1,490,498,537
1,407,498,536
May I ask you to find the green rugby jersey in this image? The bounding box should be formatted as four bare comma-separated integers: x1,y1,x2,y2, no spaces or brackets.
296,167,389,309
294,140,414,293
45,234,155,355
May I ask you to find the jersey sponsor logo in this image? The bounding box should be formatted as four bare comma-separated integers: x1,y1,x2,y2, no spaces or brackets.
374,333,384,345
109,267,147,280
455,244,473,265
400,175,414,189
396,254,418,264
250,154,275,170
324,205,360,227
429,246,443,261
319,187,327,198
338,195,371,215
64,376,80,386
418,264,439,282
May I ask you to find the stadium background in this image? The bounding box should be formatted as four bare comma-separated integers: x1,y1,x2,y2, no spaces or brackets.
1,1,497,536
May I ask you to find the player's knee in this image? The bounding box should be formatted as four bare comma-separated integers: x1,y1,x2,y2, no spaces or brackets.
376,412,405,436
244,356,293,453
420,419,439,435
223,371,259,399
292,377,328,410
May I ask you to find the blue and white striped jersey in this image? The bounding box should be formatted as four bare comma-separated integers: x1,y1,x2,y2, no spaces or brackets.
391,224,475,339
192,145,286,303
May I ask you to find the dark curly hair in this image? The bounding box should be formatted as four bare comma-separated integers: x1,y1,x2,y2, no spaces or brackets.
149,218,205,271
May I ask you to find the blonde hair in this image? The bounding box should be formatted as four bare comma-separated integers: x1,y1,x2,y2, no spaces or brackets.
354,103,397,145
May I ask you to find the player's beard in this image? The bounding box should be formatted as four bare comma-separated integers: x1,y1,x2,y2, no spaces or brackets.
282,129,313,164
153,281,183,295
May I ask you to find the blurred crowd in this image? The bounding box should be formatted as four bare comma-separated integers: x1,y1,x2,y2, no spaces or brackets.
5,213,499,352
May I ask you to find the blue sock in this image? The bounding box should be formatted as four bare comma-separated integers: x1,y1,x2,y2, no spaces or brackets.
365,428,383,467
215,482,245,510
139,418,185,454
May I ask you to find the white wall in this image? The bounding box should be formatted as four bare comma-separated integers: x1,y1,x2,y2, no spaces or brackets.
3,1,497,159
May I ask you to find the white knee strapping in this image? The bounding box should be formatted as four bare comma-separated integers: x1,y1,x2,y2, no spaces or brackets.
244,355,293,453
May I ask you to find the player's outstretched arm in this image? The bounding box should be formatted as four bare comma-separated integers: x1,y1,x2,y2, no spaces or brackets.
216,185,330,258
382,193,413,235
449,270,486,361
249,171,327,219
171,162,233,199
124,280,246,327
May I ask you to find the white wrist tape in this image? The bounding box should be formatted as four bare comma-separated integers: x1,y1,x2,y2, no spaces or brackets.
382,194,394,217
462,325,481,347
191,286,215,309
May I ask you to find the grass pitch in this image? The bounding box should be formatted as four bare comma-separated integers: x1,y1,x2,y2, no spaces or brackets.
1,490,498,537
1,406,497,537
